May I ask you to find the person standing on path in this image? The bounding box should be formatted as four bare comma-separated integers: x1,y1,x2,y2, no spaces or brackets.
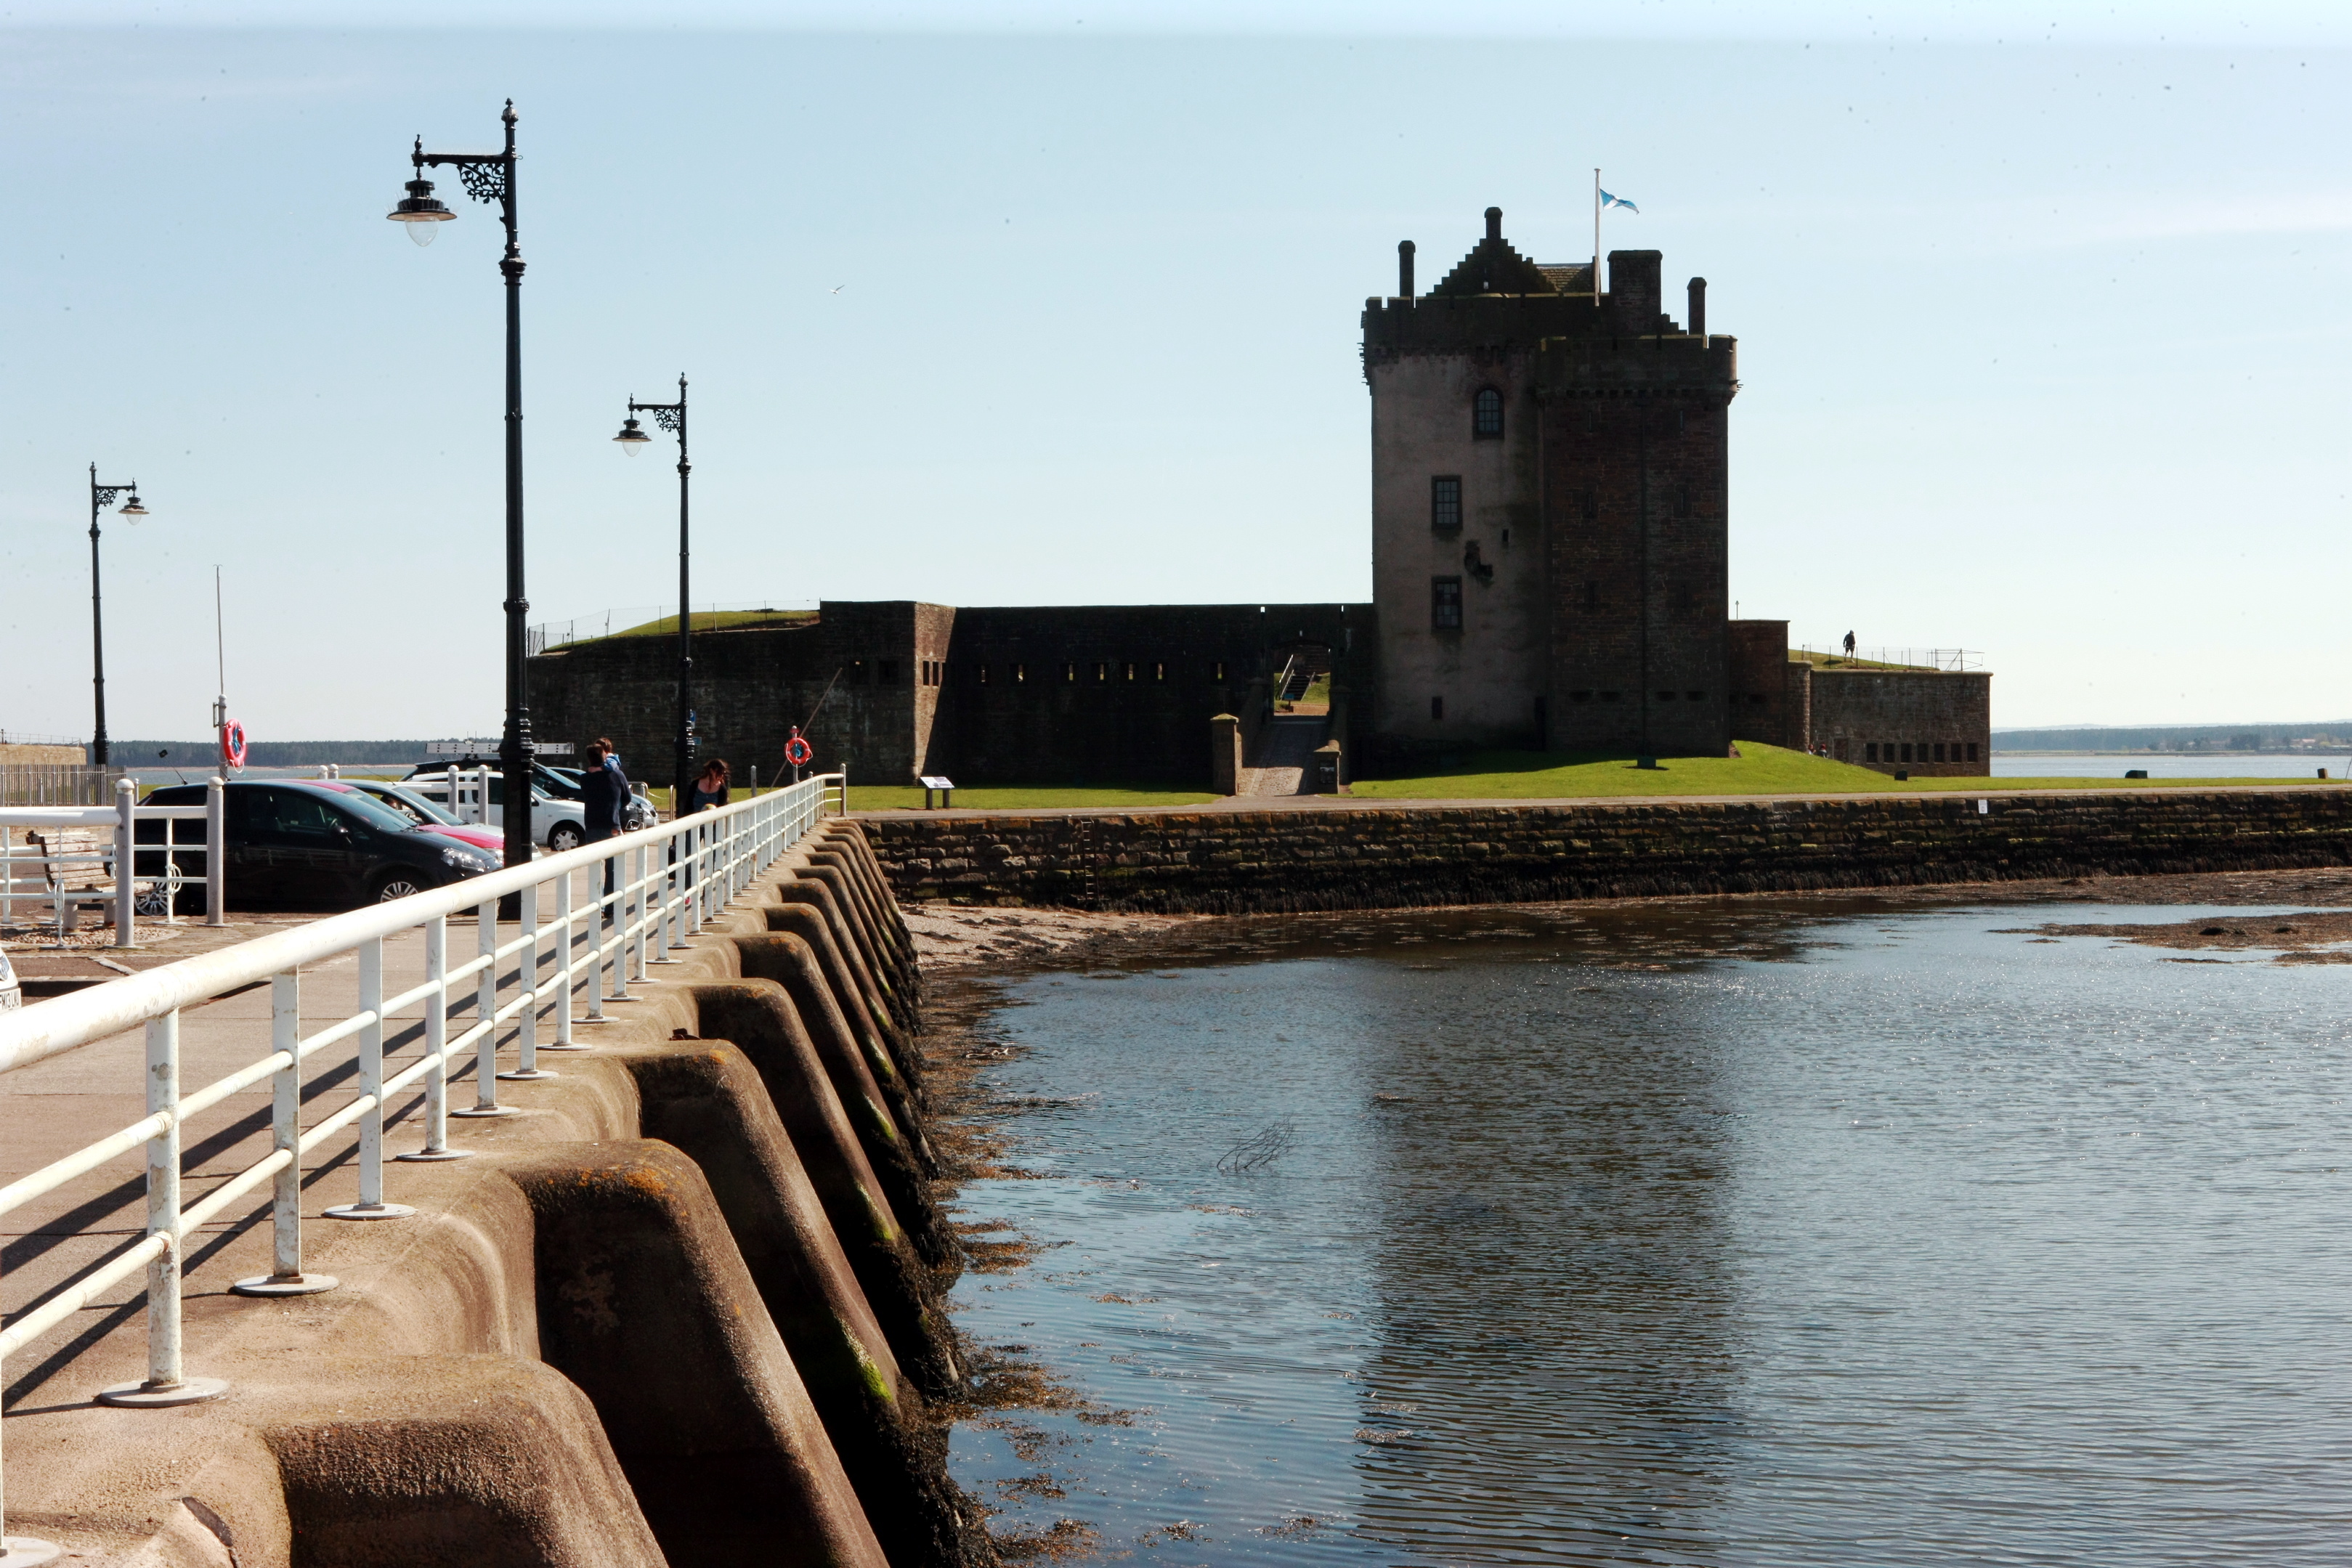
686,757,731,813
1843,630,1857,658
580,737,629,912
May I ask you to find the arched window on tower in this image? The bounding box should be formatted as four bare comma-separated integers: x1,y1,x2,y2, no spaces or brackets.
1472,387,1504,440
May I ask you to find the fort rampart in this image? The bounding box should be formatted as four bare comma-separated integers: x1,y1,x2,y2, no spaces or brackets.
859,787,2352,913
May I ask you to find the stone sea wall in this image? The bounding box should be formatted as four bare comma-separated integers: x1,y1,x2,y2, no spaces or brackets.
860,788,2352,913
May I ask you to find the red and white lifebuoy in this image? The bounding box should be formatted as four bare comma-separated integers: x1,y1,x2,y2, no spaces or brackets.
220,720,247,770
784,731,814,768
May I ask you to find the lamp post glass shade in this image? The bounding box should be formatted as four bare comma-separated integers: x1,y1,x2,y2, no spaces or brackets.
614,417,651,453
388,178,455,245
117,494,147,518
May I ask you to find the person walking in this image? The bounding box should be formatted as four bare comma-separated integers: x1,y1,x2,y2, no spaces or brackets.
1843,630,1857,659
580,737,628,915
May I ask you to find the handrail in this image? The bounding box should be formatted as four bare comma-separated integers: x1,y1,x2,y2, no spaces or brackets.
0,772,842,1555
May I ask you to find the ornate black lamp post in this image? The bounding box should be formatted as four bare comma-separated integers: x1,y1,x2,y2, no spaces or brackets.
612,376,693,812
388,99,535,869
86,465,149,767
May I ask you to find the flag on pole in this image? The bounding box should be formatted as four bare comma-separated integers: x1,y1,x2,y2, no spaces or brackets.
1599,189,1640,214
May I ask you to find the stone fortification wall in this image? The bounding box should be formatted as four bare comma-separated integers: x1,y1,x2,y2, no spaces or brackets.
1812,669,1992,776
861,788,2352,913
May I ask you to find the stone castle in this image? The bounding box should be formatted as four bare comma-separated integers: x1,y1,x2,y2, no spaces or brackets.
530,208,1990,786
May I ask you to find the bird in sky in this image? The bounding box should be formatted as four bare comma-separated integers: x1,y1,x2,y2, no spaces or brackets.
829,284,845,294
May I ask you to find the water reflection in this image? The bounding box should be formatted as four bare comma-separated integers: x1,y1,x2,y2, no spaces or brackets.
947,899,2352,1564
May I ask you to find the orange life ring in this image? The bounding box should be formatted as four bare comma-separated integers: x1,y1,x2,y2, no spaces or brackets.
220,720,247,770
784,732,813,768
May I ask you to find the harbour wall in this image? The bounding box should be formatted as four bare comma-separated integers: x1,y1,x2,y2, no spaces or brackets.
11,824,994,1568
859,787,2352,912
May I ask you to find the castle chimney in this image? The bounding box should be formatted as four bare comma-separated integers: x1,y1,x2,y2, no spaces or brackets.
1688,277,1708,336
1485,206,1502,242
1399,240,1416,298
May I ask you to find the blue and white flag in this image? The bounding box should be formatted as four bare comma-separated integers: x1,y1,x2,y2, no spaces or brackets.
1599,189,1640,214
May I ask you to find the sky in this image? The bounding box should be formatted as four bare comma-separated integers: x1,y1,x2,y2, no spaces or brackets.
2,2,2346,744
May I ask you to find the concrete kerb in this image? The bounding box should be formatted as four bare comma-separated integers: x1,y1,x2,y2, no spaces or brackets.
3,852,976,1567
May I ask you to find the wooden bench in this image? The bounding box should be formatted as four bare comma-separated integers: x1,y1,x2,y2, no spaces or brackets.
25,826,116,932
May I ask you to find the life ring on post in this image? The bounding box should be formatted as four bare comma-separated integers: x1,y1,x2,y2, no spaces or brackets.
220,720,247,771
784,731,813,768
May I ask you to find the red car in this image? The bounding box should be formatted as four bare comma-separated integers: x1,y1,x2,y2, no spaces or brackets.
315,779,506,856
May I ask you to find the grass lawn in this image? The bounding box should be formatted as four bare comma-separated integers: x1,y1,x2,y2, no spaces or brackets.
845,784,1219,812
1349,742,2327,800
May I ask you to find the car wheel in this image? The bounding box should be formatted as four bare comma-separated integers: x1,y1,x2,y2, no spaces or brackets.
371,869,427,903
548,821,585,854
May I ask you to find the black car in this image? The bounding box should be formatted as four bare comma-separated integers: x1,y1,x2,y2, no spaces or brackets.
138,779,501,911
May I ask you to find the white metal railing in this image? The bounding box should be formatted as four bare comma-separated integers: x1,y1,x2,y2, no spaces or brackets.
0,774,840,1556
1800,646,1987,673
1,779,226,941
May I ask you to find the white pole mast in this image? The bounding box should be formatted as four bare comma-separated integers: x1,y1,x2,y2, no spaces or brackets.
1592,167,1602,306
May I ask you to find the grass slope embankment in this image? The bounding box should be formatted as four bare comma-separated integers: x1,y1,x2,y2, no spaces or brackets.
1347,742,2327,800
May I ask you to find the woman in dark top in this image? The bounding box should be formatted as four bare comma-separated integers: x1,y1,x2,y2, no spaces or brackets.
686,757,731,813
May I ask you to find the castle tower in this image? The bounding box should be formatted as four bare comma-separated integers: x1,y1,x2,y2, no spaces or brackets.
1363,209,1737,757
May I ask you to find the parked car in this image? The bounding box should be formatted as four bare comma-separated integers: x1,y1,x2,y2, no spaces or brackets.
316,779,504,855
397,768,592,852
407,758,653,830
137,780,500,910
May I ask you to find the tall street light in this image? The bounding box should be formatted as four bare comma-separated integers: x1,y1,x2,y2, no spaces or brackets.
612,376,693,812
86,465,149,768
388,99,535,869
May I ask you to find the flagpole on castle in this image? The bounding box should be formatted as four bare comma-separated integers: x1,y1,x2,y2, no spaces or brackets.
1592,168,1602,306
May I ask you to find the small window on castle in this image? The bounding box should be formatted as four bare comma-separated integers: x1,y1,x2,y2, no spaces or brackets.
1901,743,1913,763
977,663,990,685
1967,742,1980,762
1431,577,1463,630
1686,690,1706,702
1213,661,1228,682
1657,690,1677,702
1672,583,1694,612
1584,409,1598,435
1431,695,1445,721
1866,742,1878,763
1581,490,1599,522
1570,690,1591,703
1124,662,1137,681
849,659,868,685
1674,487,1693,521
879,659,899,685
1582,580,1599,613
1472,388,1504,439
1064,662,1077,683
1431,476,1462,532
1934,743,1947,763
1599,691,1621,703
1094,662,1108,683
1014,663,1027,683
1153,662,1166,682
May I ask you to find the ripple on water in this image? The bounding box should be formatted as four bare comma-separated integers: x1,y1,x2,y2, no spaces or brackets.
947,901,2352,1565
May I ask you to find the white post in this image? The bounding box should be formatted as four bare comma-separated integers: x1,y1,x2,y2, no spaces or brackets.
499,880,549,1081
205,776,225,926
97,1010,225,1405
325,937,412,1219
113,777,135,948
234,972,338,1295
398,914,467,1160
551,864,580,1045
2,824,12,927
453,898,510,1117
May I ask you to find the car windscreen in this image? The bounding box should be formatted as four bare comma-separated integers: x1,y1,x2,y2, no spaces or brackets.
360,783,462,826
299,785,420,836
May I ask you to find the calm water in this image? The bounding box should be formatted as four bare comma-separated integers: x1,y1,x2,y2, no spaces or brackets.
946,901,2352,1564
1992,752,2345,779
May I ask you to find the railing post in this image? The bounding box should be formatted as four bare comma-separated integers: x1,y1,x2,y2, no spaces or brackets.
399,915,469,1160
235,972,339,1295
325,937,413,1220
630,842,650,981
548,864,585,1047
499,879,551,1081
205,775,226,926
453,898,511,1118
113,777,135,948
2,823,12,928
653,828,681,961
97,1010,226,1406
